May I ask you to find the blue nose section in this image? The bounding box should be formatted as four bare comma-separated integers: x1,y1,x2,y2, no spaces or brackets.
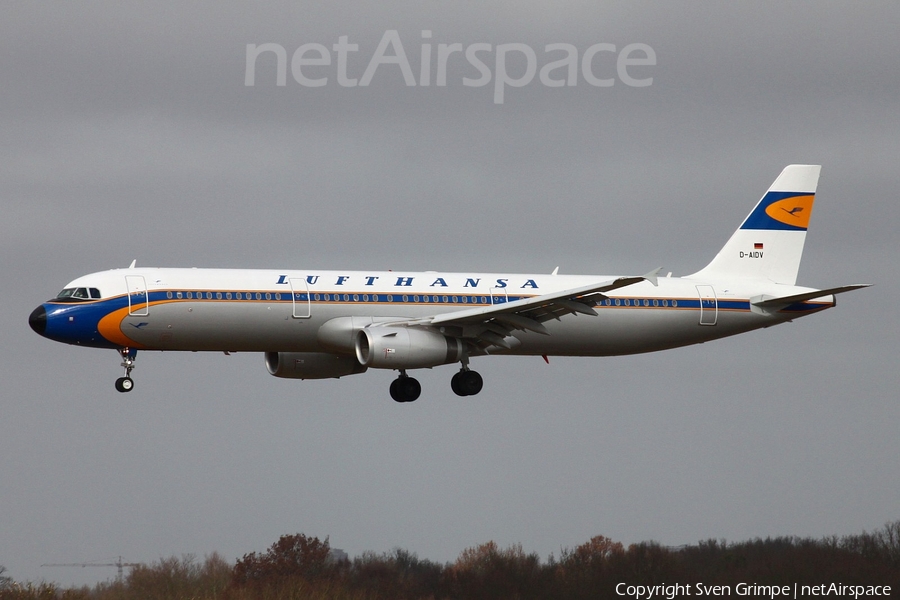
29,305,47,336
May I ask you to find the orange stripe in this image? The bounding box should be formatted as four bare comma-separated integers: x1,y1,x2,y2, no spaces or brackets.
97,306,148,349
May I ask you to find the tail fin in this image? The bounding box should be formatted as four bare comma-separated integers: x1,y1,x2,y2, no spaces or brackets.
688,165,821,285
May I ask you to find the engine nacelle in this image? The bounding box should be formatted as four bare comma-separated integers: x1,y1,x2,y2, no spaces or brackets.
355,327,464,369
265,352,367,380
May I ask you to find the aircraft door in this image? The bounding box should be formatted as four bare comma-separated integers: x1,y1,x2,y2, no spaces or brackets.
289,278,311,318
490,286,509,305
125,275,149,316
696,285,717,325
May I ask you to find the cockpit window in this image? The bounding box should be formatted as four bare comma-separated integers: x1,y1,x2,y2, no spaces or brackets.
56,287,102,301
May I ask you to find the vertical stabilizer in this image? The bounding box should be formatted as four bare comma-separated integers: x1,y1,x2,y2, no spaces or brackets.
688,165,821,285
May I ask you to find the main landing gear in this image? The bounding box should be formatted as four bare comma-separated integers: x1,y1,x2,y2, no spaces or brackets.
390,370,421,403
451,355,483,397
389,365,484,403
115,347,136,393
451,368,483,397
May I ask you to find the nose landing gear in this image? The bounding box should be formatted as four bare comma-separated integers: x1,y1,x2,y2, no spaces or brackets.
115,347,136,393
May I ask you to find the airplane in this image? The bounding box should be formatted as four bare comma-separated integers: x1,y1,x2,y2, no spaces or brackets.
29,165,868,402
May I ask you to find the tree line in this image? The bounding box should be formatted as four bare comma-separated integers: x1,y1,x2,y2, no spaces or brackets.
1,521,898,599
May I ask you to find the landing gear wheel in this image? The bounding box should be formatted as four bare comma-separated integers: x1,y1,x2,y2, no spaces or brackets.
401,377,421,402
390,374,421,403
116,347,137,392
451,372,465,396
390,378,403,402
451,370,483,396
115,377,134,393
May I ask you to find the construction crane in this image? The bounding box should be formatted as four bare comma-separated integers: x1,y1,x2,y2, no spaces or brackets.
42,557,143,582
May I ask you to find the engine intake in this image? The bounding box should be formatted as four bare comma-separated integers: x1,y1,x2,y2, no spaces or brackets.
355,327,464,369
265,352,367,380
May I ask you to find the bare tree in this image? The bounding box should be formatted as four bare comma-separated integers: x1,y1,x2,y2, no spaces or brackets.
0,565,12,590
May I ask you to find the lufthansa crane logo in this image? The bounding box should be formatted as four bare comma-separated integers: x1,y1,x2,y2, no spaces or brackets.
765,195,814,229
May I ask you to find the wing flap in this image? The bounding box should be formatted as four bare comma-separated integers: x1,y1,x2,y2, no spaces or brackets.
427,269,659,327
391,269,660,349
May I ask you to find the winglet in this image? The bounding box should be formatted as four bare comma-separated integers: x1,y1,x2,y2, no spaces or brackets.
643,267,662,287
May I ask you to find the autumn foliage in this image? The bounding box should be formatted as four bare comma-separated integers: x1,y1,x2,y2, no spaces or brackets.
1,523,898,599
232,534,334,588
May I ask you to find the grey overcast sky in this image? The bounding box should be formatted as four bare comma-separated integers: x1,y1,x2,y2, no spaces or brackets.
2,1,898,587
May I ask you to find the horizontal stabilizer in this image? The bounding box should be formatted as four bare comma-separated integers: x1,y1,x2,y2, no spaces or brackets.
751,284,871,308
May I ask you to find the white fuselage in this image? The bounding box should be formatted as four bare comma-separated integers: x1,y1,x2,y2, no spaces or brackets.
27,165,863,399
37,267,832,357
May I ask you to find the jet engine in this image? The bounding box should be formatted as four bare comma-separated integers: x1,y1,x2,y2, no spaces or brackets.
265,352,367,379
355,327,464,369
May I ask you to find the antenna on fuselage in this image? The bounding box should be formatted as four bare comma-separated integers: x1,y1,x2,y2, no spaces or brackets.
128,259,136,269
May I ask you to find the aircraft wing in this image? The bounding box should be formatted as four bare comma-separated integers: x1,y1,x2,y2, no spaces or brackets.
398,268,661,350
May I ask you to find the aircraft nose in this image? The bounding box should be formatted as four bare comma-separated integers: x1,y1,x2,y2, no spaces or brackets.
29,305,47,336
